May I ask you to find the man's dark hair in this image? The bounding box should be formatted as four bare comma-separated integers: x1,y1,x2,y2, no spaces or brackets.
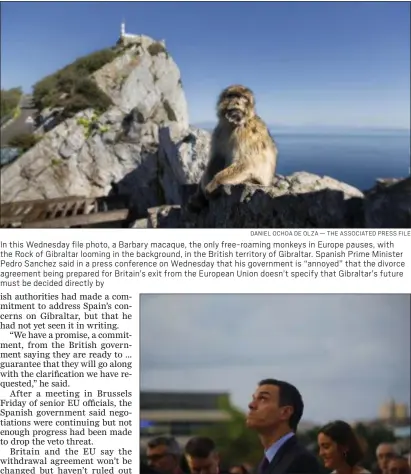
319,420,364,467
185,437,216,458
259,378,304,431
147,436,181,456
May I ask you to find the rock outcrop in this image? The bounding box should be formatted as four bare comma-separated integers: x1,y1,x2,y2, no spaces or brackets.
0,35,209,217
136,174,411,228
364,177,411,228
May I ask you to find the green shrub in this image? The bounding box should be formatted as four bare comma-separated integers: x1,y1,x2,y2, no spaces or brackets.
8,133,40,152
56,70,77,94
60,78,112,118
61,94,93,118
1,87,22,119
51,157,62,167
147,42,168,57
32,48,116,113
76,113,109,138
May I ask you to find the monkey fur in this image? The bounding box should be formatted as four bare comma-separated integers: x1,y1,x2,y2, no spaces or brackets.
189,85,278,210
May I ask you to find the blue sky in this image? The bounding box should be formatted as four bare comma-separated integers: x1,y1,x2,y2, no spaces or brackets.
1,1,410,128
140,294,410,424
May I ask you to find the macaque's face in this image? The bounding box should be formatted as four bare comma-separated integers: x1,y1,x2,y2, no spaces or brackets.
217,85,255,126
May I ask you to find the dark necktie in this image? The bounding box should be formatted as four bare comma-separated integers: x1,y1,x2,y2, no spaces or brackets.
259,456,270,474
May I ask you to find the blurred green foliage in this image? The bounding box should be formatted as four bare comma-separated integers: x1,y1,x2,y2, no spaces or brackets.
8,133,40,152
1,87,22,119
32,48,116,117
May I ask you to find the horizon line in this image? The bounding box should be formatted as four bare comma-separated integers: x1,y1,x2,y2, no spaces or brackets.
193,122,411,132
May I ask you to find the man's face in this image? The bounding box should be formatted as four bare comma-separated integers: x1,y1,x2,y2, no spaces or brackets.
246,384,292,432
388,458,410,474
185,452,219,474
377,445,396,472
146,445,178,474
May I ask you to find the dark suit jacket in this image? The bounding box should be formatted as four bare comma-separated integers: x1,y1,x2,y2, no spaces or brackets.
266,436,321,474
140,462,161,474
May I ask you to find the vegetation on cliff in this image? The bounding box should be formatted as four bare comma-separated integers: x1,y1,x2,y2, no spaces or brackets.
1,87,23,120
8,133,40,153
32,48,117,117
77,114,109,138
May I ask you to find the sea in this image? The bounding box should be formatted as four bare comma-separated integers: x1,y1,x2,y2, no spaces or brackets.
269,129,410,191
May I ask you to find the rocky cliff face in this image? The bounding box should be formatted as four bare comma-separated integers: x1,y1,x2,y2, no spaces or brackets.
140,175,411,228
0,35,209,217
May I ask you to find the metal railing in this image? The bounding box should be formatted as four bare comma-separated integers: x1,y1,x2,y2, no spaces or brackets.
0,195,131,228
